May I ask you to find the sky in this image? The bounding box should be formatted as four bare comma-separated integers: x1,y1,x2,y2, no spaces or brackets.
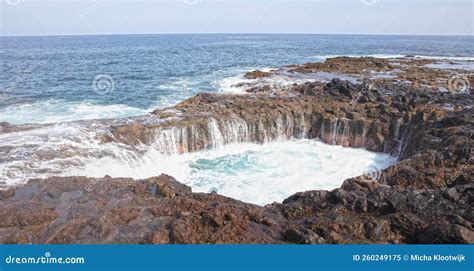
1,0,473,36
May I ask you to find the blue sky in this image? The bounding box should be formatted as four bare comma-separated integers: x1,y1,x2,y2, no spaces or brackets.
1,0,473,36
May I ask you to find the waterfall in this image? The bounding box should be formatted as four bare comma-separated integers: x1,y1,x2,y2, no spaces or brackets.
320,121,325,142
392,118,403,157
222,116,249,144
299,113,307,138
146,112,314,155
331,120,338,145
141,110,403,157
152,127,187,154
208,118,224,148
339,119,349,146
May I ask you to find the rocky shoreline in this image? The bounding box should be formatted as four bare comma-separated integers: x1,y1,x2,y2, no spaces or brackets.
0,57,472,244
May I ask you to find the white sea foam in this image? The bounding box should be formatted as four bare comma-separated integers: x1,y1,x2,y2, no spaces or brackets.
215,74,250,93
62,139,397,205
0,123,101,186
415,56,474,61
0,100,149,125
425,62,474,71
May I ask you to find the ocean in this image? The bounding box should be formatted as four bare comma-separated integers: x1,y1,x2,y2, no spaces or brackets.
1,34,473,124
0,34,472,204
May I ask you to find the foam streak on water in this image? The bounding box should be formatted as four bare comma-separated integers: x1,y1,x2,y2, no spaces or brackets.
64,139,397,205
0,100,149,124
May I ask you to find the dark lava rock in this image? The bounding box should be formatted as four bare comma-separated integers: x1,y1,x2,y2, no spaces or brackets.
0,173,472,244
289,57,395,74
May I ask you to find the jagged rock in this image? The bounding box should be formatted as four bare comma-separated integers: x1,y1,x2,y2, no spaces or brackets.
289,57,394,74
2,174,470,244
283,228,326,244
416,224,474,244
148,175,192,198
0,187,15,200
324,78,359,99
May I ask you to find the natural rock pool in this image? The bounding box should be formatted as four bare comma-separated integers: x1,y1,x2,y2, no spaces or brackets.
68,139,397,205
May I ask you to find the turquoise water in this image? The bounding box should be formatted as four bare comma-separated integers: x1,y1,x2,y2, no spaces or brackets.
1,34,466,203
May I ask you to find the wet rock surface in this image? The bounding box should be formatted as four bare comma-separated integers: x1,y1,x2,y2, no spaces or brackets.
0,57,472,243
287,57,395,74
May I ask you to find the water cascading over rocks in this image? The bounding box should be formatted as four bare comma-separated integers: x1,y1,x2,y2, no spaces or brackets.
1,76,472,244
106,82,419,159
147,113,310,154
0,77,457,188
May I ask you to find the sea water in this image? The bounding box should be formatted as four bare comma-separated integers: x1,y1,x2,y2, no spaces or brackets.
1,34,473,124
1,34,470,204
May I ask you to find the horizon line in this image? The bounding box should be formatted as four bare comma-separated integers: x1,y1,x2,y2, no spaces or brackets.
1,32,473,38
